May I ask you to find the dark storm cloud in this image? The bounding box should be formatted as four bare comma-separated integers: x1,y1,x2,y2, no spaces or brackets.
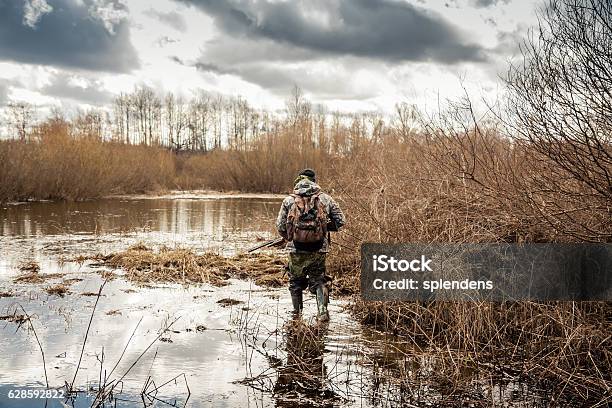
471,0,511,8
194,62,233,75
202,36,317,65
176,0,487,64
41,74,114,106
0,0,139,72
144,9,187,31
172,55,237,75
172,55,376,99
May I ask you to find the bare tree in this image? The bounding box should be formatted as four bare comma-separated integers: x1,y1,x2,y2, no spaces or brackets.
164,92,187,150
286,85,313,149
131,86,159,145
506,0,612,240
211,95,224,149
73,109,104,140
188,91,212,151
393,103,419,143
286,85,311,125
112,93,132,144
8,101,35,140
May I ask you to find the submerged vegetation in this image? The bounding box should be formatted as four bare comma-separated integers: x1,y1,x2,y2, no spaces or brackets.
84,244,359,295
87,244,287,288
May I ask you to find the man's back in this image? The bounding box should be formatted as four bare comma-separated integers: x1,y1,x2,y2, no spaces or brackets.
276,178,345,253
276,169,345,320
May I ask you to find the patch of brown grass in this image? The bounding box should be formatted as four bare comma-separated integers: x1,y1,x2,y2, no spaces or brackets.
87,246,357,295
88,246,287,288
326,130,612,404
18,261,40,273
217,298,243,307
46,283,70,297
0,312,29,325
98,270,117,281
81,292,103,297
0,124,175,202
13,271,64,284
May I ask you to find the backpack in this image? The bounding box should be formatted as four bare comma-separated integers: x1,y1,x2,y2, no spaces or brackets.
286,193,327,246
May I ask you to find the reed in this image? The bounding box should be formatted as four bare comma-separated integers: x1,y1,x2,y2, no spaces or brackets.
325,128,612,404
0,118,328,201
0,119,175,202
175,128,328,193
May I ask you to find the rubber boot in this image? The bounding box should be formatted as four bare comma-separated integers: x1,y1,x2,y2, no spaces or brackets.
316,285,329,322
291,291,303,317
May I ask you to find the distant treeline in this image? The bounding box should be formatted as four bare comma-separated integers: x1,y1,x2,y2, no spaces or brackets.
0,96,376,201
0,84,410,201
4,86,383,152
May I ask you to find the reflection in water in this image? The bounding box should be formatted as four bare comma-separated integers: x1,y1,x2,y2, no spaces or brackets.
274,319,340,407
0,276,289,407
1,197,279,240
0,197,282,279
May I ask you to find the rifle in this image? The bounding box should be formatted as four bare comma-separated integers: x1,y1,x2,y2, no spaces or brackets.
247,219,338,253
246,237,285,253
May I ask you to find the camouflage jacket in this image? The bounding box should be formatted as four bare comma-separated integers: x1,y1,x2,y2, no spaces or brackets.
276,179,345,253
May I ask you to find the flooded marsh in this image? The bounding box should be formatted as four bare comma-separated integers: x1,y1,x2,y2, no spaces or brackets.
0,194,584,407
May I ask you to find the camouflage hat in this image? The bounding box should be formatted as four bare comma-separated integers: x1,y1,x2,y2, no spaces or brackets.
298,168,316,181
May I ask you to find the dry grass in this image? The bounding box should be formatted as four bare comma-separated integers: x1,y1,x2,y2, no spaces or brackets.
18,261,40,273
0,117,326,202
45,283,70,297
0,312,29,325
90,244,360,295
176,129,327,193
88,244,288,288
326,131,612,404
13,271,64,284
217,298,243,307
0,120,175,202
282,318,327,362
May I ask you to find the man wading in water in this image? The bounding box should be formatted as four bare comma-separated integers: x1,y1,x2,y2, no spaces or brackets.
276,169,345,321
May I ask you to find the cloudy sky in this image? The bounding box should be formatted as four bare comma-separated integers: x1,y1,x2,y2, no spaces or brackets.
0,0,539,116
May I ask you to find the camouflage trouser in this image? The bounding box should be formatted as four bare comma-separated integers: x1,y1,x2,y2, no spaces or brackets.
288,252,327,296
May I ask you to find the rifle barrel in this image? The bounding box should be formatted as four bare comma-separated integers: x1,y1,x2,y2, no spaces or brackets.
246,237,284,253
